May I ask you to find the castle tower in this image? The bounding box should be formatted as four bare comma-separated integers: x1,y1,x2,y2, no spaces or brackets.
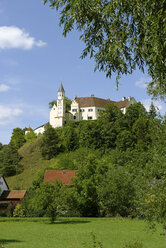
49,83,66,128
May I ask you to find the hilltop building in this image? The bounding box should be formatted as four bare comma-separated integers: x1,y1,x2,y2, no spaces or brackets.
33,83,136,135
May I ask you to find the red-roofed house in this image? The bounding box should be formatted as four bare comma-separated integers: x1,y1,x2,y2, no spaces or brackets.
43,170,77,186
0,190,26,211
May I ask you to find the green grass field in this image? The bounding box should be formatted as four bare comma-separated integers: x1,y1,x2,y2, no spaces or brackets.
0,217,165,248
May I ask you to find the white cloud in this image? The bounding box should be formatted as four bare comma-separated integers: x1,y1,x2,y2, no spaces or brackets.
141,98,164,113
0,26,46,50
0,104,23,125
135,77,151,89
0,84,10,92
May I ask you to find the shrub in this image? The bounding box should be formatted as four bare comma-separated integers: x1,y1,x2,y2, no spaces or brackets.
13,204,25,217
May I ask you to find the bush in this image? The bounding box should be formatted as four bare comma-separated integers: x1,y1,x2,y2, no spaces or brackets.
13,204,25,217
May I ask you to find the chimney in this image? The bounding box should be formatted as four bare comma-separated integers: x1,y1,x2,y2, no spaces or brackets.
91,94,95,97
128,96,131,101
122,97,126,101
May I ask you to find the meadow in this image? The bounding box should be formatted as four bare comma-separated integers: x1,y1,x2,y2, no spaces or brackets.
0,217,165,248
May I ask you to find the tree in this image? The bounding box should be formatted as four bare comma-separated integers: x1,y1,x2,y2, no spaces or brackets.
25,130,37,143
116,130,136,151
97,167,136,217
49,97,72,111
24,181,63,222
0,144,22,176
78,120,103,149
10,128,26,149
61,126,78,151
73,155,108,216
125,103,147,129
40,123,60,159
132,117,152,151
99,103,123,123
44,0,166,98
22,179,77,220
143,174,166,239
148,102,158,118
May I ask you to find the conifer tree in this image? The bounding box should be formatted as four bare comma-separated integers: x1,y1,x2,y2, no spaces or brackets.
40,123,60,159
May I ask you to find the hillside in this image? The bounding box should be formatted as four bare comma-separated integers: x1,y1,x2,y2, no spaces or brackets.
6,137,58,189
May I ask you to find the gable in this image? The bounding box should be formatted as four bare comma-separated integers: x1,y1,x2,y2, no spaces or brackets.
0,175,9,194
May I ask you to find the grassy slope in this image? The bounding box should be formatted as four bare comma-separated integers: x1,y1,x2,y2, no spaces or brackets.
0,217,165,248
6,137,58,189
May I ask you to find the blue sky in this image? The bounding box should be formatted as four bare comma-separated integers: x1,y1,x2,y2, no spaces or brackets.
0,0,165,144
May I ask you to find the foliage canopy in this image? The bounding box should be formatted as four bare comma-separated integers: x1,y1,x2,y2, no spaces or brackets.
44,0,166,98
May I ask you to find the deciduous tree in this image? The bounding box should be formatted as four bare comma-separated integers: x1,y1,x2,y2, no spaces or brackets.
10,128,26,149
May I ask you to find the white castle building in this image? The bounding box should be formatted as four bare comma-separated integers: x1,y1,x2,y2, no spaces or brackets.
32,83,136,135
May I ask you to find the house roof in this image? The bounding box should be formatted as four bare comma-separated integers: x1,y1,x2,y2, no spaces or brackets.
0,175,9,190
1,190,26,200
75,96,131,109
43,170,77,185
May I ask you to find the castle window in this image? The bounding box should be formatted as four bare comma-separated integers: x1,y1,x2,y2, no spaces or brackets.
73,116,77,120
81,117,83,120
72,109,77,112
88,116,93,120
88,108,93,112
98,109,101,112
80,109,85,112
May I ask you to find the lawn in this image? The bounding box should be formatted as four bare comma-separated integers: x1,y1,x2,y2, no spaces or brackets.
0,217,165,248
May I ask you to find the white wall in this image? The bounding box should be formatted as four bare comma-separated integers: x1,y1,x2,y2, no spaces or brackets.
34,126,45,135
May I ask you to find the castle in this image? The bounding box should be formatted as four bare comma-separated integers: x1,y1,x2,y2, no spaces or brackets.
33,83,136,135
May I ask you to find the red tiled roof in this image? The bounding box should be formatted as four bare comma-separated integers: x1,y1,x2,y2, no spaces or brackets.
1,190,26,200
43,170,77,185
75,96,130,109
